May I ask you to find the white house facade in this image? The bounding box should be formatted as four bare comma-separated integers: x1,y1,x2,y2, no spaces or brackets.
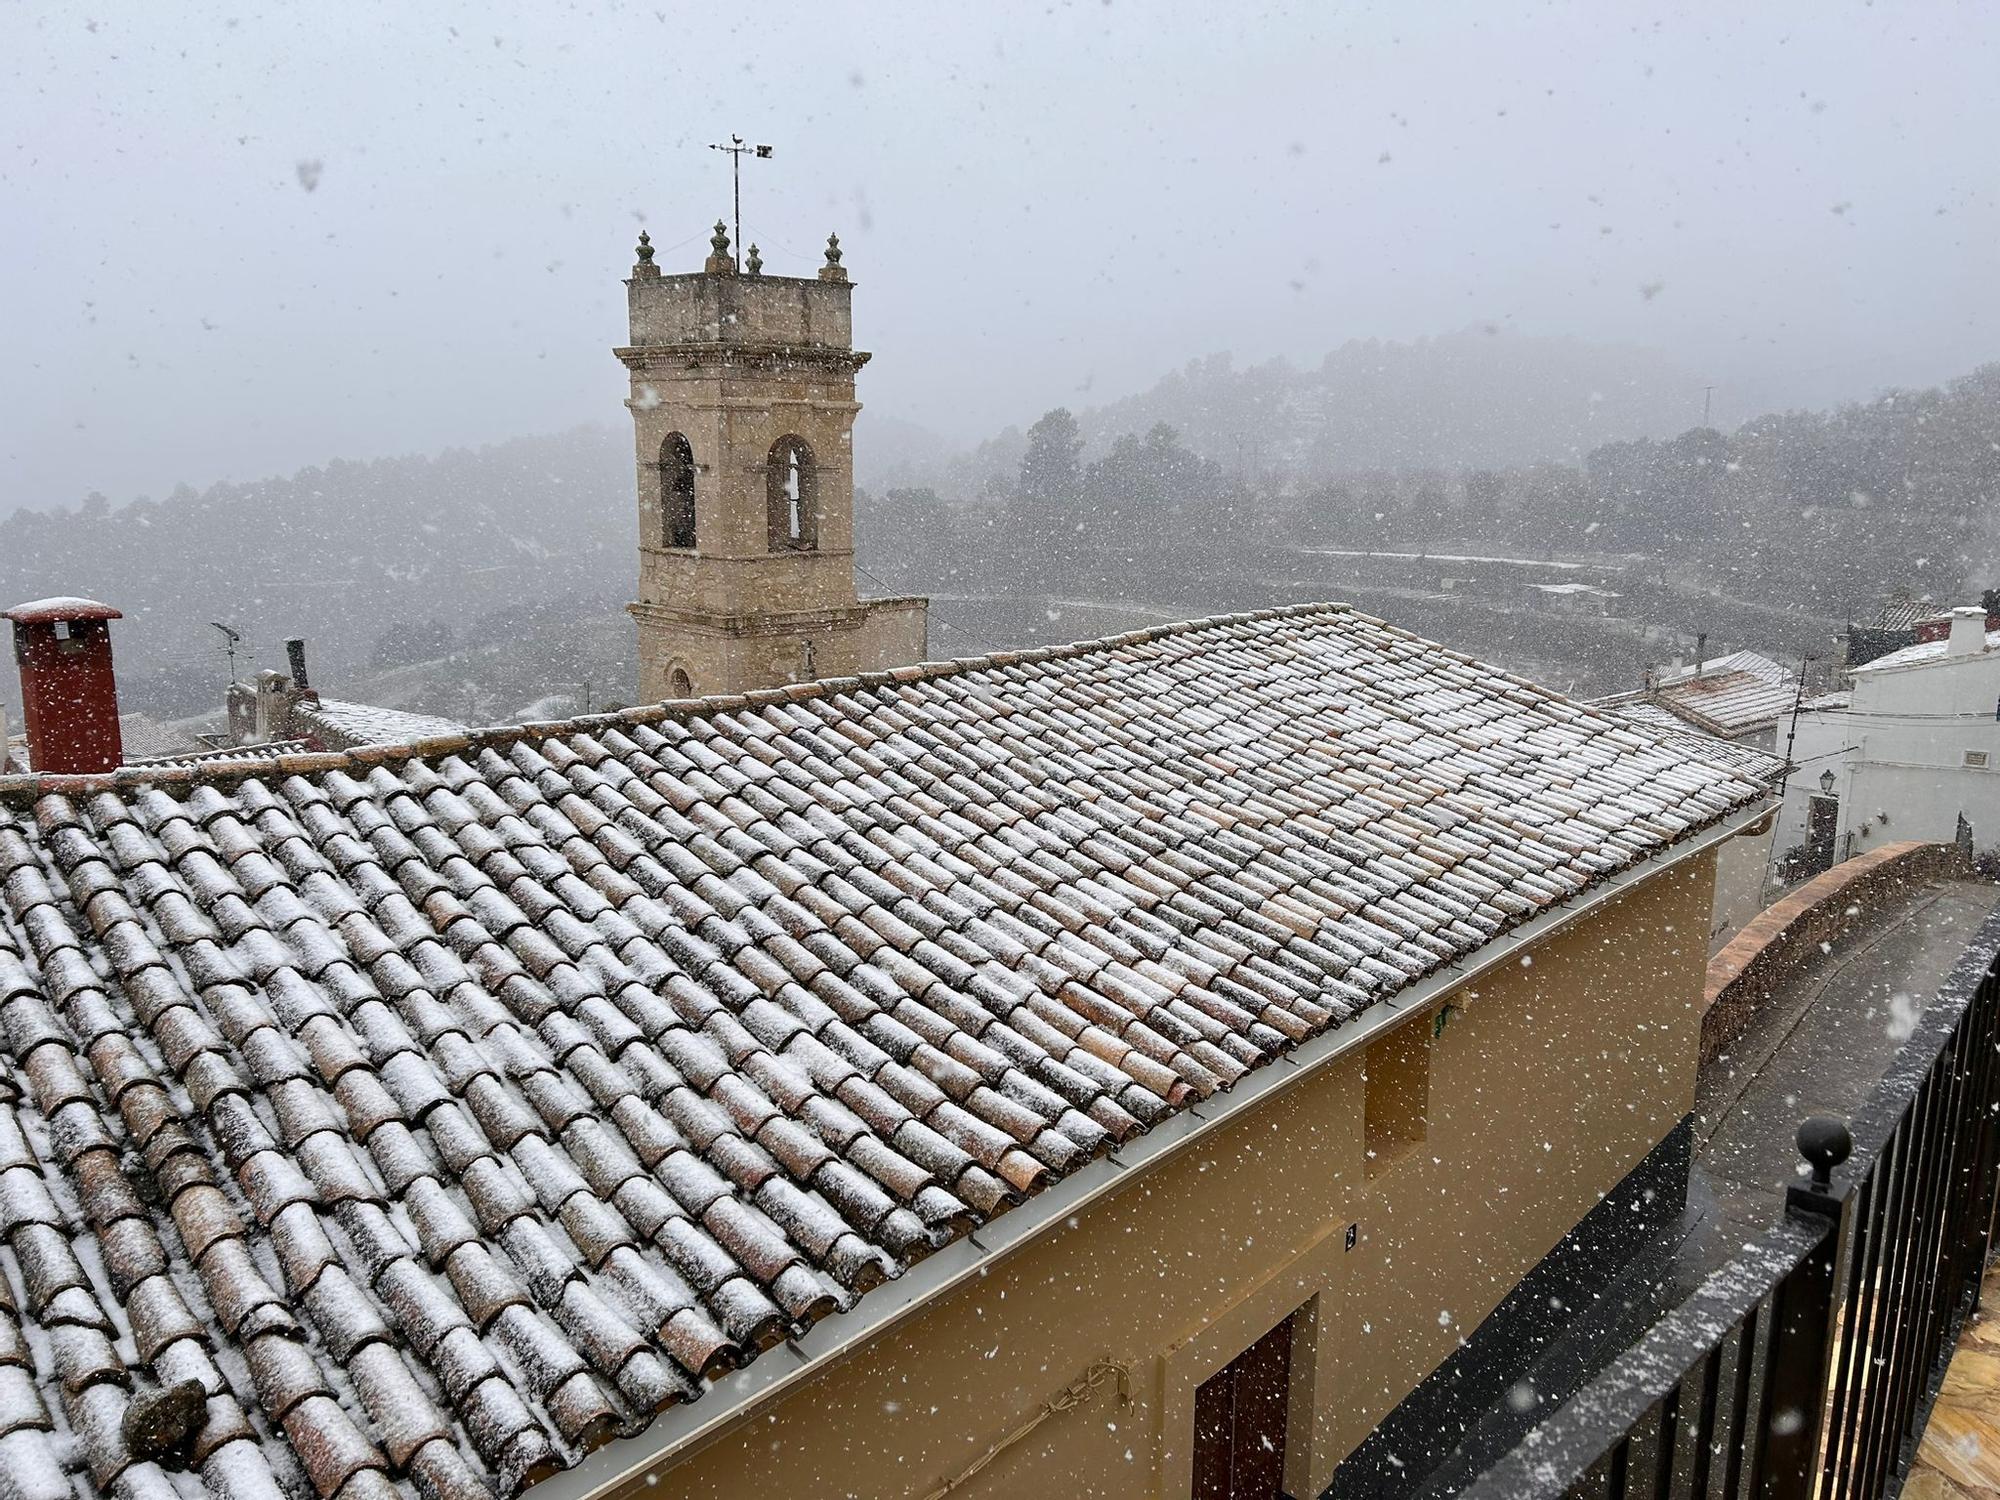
1800,606,2000,869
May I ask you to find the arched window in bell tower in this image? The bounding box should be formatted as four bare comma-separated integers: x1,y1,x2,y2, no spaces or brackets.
660,433,697,549
766,435,819,552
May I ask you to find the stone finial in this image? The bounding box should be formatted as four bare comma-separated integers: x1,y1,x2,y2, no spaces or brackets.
632,228,660,279
818,231,848,283
745,243,763,276
704,219,735,275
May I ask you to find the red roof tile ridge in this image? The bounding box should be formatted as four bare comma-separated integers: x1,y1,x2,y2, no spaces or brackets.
0,601,1360,806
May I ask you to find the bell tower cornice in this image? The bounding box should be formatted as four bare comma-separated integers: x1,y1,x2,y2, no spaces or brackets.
613,343,871,378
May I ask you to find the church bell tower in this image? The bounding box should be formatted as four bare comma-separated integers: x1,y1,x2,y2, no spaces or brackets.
618,222,928,701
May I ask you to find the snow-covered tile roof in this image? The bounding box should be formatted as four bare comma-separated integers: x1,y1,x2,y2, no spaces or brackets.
1850,628,2000,674
1656,670,1797,736
126,739,314,770
0,603,1764,1498
1602,702,1787,785
115,713,203,762
1655,649,1790,688
1869,595,1936,631
10,719,215,772
295,699,469,750
1599,653,1797,739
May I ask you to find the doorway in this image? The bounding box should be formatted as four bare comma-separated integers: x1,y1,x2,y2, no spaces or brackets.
1805,793,1839,874
1193,1312,1297,1499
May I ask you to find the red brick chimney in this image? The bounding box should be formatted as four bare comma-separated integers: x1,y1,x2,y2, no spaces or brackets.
5,597,125,773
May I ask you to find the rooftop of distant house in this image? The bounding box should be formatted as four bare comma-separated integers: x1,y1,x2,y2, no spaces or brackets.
295,698,469,748
5,714,217,775
1867,593,1938,632
1600,701,1787,785
1853,624,2000,674
1593,649,1796,740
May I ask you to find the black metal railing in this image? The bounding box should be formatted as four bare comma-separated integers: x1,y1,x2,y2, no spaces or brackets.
1463,905,2000,1500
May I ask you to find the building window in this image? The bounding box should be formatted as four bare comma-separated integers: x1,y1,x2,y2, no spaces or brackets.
660,433,696,549
1966,749,1991,769
1193,1312,1297,1500
1364,1016,1432,1180
766,435,819,552
668,668,693,698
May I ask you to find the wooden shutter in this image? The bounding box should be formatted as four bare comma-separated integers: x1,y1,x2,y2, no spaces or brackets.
1192,1314,1295,1499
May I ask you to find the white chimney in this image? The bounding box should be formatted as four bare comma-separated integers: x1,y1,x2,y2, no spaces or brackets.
1948,605,1987,658
253,669,288,741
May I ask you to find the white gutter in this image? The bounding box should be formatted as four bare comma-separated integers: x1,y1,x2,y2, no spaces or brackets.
536,797,1771,1500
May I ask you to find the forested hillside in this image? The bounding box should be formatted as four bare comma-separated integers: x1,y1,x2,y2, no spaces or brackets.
899,330,1729,499
0,427,630,718
6,352,1994,727
863,365,2000,619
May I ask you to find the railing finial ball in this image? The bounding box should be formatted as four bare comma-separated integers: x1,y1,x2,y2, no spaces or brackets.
1797,1116,1854,1189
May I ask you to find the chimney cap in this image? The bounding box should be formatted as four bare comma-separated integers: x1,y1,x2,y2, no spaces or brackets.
5,597,122,626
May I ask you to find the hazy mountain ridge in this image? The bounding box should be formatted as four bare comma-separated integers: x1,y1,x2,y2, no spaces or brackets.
891,330,1749,497
3,333,1974,730
1083,332,1731,470
0,425,632,722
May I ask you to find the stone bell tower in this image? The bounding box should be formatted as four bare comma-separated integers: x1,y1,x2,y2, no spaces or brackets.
618,222,928,701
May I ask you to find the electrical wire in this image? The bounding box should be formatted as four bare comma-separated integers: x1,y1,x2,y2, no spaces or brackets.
850,557,974,643
917,1360,1131,1500
1805,709,2000,722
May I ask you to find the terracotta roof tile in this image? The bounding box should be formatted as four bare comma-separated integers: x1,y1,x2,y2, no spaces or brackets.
0,603,1763,1496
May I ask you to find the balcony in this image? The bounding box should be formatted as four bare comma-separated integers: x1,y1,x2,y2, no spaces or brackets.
1432,858,2000,1499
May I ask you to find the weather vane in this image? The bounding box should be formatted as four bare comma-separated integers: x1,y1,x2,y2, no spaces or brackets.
708,135,773,272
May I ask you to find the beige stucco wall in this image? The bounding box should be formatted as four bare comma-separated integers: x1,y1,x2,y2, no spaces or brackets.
627,271,855,351
631,596,930,702
1710,817,1777,950
606,848,1716,1500
856,596,930,672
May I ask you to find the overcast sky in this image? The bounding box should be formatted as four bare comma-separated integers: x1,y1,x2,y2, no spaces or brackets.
4,0,1997,509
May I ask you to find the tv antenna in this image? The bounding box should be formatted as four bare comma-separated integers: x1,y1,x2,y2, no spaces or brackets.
708,135,772,271
210,621,242,685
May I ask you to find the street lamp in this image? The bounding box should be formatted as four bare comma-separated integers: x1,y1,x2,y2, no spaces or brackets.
1819,769,1837,796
